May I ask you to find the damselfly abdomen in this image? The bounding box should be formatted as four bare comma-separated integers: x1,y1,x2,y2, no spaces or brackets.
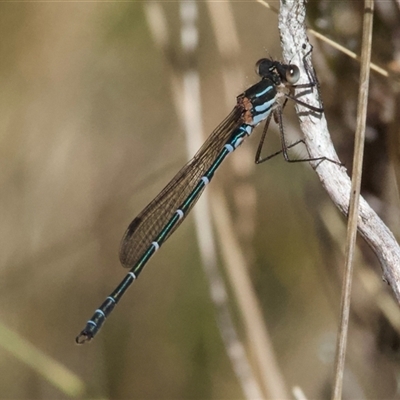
76,54,322,344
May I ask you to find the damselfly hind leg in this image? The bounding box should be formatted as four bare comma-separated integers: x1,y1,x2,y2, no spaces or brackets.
255,106,312,165
255,113,305,164
255,105,306,164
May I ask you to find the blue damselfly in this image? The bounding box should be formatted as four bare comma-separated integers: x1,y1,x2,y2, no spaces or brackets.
76,50,329,344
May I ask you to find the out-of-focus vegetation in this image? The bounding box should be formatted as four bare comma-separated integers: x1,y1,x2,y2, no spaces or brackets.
0,1,400,399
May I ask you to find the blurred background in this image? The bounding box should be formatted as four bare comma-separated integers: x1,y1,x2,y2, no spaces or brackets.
1,1,400,399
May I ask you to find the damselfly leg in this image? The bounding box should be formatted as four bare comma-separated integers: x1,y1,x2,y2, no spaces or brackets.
254,110,307,164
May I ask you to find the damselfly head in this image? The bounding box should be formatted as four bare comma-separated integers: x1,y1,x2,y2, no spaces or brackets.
255,59,300,86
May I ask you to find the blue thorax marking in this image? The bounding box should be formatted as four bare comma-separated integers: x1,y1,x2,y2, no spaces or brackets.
255,84,273,98
244,78,277,102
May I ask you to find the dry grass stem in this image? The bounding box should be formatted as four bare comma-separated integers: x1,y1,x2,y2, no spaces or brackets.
332,0,375,398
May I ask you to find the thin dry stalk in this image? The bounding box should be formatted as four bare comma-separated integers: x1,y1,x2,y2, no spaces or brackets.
145,3,266,399
212,189,290,399
332,0,375,398
205,2,291,398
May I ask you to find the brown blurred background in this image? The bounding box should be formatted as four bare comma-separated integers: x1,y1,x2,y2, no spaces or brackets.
1,1,400,399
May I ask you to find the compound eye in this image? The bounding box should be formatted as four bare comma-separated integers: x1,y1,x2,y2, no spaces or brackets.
286,65,300,84
255,58,274,77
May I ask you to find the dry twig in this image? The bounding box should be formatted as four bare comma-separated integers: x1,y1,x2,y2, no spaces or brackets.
278,0,400,303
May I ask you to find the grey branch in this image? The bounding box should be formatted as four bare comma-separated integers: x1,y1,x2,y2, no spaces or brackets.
278,0,400,302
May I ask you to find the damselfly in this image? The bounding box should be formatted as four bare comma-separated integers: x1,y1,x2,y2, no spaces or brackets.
76,50,329,344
